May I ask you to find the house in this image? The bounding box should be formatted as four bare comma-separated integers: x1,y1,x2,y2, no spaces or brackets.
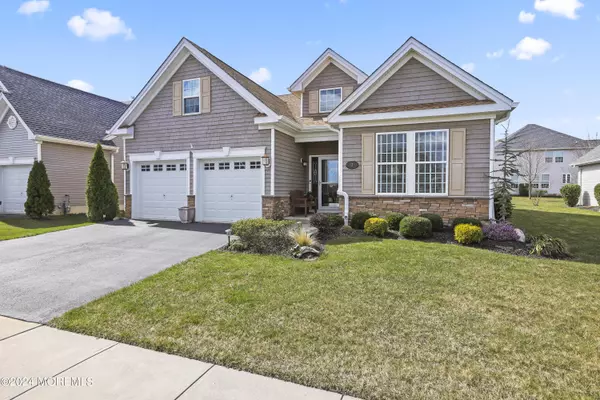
496,124,599,195
0,66,127,214
106,37,518,223
572,144,600,206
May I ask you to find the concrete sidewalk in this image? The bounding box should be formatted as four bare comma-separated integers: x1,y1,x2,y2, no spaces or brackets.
0,316,360,400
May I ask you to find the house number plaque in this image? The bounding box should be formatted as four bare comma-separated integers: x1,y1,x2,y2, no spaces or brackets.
346,161,359,170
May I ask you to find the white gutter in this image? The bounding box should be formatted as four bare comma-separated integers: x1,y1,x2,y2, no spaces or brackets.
489,118,496,220
270,128,275,195
337,127,349,225
34,135,118,151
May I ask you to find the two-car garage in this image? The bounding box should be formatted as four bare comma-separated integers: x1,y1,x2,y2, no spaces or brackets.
0,164,32,214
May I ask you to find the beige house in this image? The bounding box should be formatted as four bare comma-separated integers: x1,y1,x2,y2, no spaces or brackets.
0,66,126,215
106,37,518,223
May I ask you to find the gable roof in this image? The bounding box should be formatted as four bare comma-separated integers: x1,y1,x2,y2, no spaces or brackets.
573,144,600,166
500,124,597,151
328,37,517,122
288,48,368,92
0,66,127,146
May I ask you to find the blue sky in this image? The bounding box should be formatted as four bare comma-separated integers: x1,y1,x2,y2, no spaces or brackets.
2,0,599,139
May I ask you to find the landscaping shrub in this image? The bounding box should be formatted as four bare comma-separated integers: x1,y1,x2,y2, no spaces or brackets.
518,183,529,197
289,228,317,248
86,143,119,222
231,218,295,255
451,217,481,228
454,224,484,245
399,216,432,238
24,160,55,219
483,222,519,242
350,211,377,229
364,217,388,237
494,191,514,220
529,234,570,259
310,213,344,235
420,213,444,232
385,213,406,231
340,225,354,235
559,184,581,207
595,183,600,206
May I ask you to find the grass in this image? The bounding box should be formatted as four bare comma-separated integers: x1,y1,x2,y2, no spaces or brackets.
51,242,600,399
511,196,600,264
0,214,91,241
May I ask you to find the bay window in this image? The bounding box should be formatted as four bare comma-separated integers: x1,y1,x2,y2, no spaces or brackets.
376,130,449,195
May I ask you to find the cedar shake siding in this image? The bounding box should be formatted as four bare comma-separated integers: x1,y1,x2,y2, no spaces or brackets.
0,111,35,158
303,64,358,116
274,131,305,196
126,55,270,194
41,142,115,210
356,58,475,111
343,119,491,198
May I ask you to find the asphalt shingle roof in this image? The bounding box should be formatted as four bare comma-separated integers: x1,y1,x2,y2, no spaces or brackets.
573,144,600,166
0,66,128,145
498,124,599,151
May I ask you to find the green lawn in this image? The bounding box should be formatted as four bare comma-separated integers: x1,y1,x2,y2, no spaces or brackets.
52,242,600,400
511,196,600,264
0,214,91,241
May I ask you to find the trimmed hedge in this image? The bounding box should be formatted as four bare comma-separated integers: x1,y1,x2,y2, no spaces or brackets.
310,213,344,235
451,217,482,228
400,216,433,238
595,183,600,206
454,224,484,245
518,183,529,197
364,217,388,237
350,211,377,230
420,213,443,232
231,218,295,255
559,184,581,207
385,213,406,231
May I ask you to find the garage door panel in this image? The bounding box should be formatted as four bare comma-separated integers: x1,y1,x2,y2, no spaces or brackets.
134,162,187,221
1,165,32,214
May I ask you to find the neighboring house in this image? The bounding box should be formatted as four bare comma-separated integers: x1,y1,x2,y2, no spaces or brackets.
106,37,518,223
572,144,600,206
0,66,127,214
495,124,599,195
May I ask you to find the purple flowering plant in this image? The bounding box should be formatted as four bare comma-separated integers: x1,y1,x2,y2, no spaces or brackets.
483,223,519,242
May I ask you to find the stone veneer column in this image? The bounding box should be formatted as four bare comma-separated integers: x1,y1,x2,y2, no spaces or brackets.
124,195,132,218
262,196,292,219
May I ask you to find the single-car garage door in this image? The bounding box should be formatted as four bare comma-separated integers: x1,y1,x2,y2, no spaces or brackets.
198,158,262,223
133,161,188,221
0,165,32,214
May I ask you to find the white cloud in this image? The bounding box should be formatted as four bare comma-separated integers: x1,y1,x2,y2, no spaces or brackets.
595,116,600,121
68,8,134,41
534,0,583,20
510,37,551,60
17,0,49,15
518,10,536,23
551,54,565,63
486,49,504,59
461,63,475,73
67,80,94,93
250,67,272,84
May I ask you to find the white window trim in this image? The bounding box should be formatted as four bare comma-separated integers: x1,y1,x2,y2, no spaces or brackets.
319,87,342,114
375,129,449,197
182,78,201,116
540,173,550,189
191,146,266,160
562,173,571,184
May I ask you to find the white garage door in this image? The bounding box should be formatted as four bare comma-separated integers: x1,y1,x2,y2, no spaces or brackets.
199,158,262,223
134,161,188,221
1,165,32,214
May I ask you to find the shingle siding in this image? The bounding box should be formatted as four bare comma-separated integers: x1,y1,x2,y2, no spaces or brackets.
0,111,36,158
126,55,270,194
356,58,475,110
343,119,492,197
274,131,305,196
303,64,358,116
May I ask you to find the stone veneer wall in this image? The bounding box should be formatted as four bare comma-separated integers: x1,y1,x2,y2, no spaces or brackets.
262,196,292,219
125,195,132,218
348,196,489,223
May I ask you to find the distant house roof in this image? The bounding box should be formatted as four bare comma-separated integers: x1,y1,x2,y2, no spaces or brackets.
497,124,599,151
0,66,127,145
572,144,600,167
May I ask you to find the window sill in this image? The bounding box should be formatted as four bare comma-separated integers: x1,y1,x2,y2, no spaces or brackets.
182,112,202,117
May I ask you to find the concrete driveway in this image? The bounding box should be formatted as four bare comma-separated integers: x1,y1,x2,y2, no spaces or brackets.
0,220,228,323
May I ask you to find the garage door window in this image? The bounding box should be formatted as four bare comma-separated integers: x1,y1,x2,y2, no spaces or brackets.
166,164,177,171
180,164,187,171
141,165,150,172
153,165,163,172
234,162,246,170
219,162,230,170
249,161,261,169
204,163,215,170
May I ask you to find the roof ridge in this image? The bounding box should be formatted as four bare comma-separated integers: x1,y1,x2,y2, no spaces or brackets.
516,123,582,142
0,65,127,106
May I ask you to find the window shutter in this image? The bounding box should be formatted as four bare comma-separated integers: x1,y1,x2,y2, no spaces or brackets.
172,81,182,116
449,128,466,196
200,76,211,113
308,90,318,114
361,133,375,194
342,86,354,101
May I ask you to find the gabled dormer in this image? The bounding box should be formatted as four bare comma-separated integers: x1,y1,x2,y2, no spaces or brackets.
288,49,367,118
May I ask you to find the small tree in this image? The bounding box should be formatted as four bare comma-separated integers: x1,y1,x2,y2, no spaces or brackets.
24,160,55,219
518,146,546,199
86,143,118,222
489,122,519,220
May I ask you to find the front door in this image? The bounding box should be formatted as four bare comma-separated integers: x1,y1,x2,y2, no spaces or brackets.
310,155,339,211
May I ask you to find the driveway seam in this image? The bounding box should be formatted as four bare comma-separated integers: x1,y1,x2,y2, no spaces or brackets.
10,342,120,400
173,363,216,400
0,324,42,342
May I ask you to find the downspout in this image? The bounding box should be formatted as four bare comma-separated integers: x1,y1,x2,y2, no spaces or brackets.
336,127,349,225
123,137,127,211
489,118,496,220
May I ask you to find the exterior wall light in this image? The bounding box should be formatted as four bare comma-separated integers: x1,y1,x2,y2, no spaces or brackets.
121,161,130,171
261,153,271,168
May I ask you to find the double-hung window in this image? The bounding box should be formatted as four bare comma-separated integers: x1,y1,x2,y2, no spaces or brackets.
183,79,200,115
540,173,550,189
376,130,449,195
562,173,571,184
554,151,564,163
545,152,554,163
319,88,342,113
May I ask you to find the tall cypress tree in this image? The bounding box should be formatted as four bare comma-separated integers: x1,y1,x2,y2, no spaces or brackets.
86,143,119,222
24,160,55,219
490,123,520,220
